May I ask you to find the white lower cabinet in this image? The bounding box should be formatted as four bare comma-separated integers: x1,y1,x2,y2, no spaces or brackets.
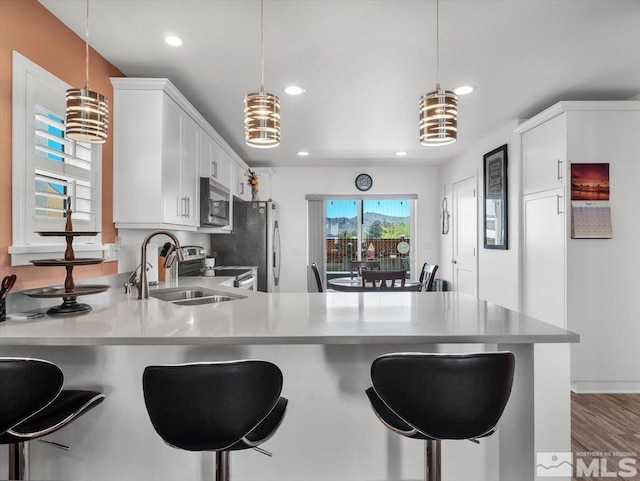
522,188,566,329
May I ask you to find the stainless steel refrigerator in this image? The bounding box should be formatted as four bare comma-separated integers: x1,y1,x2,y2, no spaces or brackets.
210,198,281,292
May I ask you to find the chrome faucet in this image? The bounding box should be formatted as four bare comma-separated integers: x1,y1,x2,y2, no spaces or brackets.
137,231,184,299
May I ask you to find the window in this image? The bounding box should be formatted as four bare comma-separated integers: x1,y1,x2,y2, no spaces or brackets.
326,199,412,275
10,52,103,266
306,194,416,290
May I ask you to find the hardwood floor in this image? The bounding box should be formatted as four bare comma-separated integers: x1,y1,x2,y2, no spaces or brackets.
572,393,640,480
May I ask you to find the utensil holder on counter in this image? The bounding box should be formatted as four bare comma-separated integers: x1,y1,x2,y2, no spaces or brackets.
0,298,6,322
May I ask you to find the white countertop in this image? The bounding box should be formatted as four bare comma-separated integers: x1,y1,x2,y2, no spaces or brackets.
0,276,579,346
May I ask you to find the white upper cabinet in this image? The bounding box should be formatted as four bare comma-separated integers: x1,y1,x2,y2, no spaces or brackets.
520,113,567,195
230,159,251,201
159,96,199,227
199,133,230,186
111,78,248,230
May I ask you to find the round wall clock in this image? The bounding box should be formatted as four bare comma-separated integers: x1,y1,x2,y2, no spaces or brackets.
355,173,373,191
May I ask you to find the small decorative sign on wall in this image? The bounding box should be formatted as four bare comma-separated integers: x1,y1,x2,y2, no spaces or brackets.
483,144,508,249
570,163,612,238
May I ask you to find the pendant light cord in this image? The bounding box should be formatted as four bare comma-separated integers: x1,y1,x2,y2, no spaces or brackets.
85,0,90,89
436,0,440,88
260,0,265,93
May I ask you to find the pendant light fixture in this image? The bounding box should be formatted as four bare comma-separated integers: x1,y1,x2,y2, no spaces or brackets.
244,0,280,148
419,0,457,146
65,0,108,144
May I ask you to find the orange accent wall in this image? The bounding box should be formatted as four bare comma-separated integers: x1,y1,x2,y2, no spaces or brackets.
0,0,124,290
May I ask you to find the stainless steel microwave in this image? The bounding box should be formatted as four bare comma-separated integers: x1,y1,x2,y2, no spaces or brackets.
200,177,230,227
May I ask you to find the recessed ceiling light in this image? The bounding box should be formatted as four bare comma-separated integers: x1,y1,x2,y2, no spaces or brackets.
164,35,183,47
297,151,309,157
285,86,305,96
395,151,408,156
453,85,474,95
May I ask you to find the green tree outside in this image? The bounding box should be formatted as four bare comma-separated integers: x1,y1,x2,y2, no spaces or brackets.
366,221,383,238
381,222,410,238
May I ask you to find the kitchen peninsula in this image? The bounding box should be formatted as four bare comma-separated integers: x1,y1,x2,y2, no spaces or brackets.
0,276,578,481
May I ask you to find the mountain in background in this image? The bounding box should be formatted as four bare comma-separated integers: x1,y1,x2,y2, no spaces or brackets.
326,213,409,237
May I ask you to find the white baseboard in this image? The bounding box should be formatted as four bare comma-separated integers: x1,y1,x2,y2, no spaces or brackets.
571,381,640,393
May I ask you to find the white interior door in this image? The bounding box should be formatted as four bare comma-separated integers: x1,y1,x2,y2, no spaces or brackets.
452,177,477,296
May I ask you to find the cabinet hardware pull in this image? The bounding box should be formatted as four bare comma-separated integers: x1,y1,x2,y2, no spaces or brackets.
557,159,563,180
186,196,190,218
556,195,563,215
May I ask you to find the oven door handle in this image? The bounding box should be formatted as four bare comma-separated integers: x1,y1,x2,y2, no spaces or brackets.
236,275,256,288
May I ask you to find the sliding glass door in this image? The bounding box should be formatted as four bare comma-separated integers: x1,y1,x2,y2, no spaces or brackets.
325,198,412,279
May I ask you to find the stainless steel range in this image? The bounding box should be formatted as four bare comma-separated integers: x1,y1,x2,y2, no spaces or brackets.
177,246,257,290
211,266,257,290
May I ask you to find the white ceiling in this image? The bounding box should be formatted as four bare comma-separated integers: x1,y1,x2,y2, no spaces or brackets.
39,0,640,168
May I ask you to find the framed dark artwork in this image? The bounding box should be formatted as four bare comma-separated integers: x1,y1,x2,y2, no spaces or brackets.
483,144,508,249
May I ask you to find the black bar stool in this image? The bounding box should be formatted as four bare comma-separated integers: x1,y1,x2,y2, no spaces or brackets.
0,358,105,480
142,360,288,481
365,352,515,481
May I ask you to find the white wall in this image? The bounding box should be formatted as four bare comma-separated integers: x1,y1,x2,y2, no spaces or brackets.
269,165,440,293
438,121,521,311
566,109,640,391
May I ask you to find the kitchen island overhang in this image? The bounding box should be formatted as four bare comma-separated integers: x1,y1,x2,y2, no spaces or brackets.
0,276,578,481
0,275,578,346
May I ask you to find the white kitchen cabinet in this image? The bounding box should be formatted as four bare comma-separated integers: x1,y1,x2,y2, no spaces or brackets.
112,78,246,230
522,188,566,329
521,112,566,195
230,160,251,201
517,101,640,391
111,80,199,230
161,96,198,227
199,133,230,187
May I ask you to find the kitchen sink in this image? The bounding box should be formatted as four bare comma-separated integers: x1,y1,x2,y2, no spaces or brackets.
173,295,241,306
150,287,246,305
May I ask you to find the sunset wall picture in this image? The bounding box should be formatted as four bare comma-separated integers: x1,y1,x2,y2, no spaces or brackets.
571,163,610,201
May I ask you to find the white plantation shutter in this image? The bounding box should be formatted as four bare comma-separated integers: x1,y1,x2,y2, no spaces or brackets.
33,106,96,223
10,52,103,265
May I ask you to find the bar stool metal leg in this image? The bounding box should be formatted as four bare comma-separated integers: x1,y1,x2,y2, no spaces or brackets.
215,451,230,481
9,441,29,481
425,439,441,481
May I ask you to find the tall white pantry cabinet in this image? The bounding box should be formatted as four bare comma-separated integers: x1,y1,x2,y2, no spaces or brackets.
516,101,640,392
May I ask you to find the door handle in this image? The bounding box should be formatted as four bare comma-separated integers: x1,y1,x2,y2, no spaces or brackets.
556,194,563,215
557,159,563,180
451,259,457,264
